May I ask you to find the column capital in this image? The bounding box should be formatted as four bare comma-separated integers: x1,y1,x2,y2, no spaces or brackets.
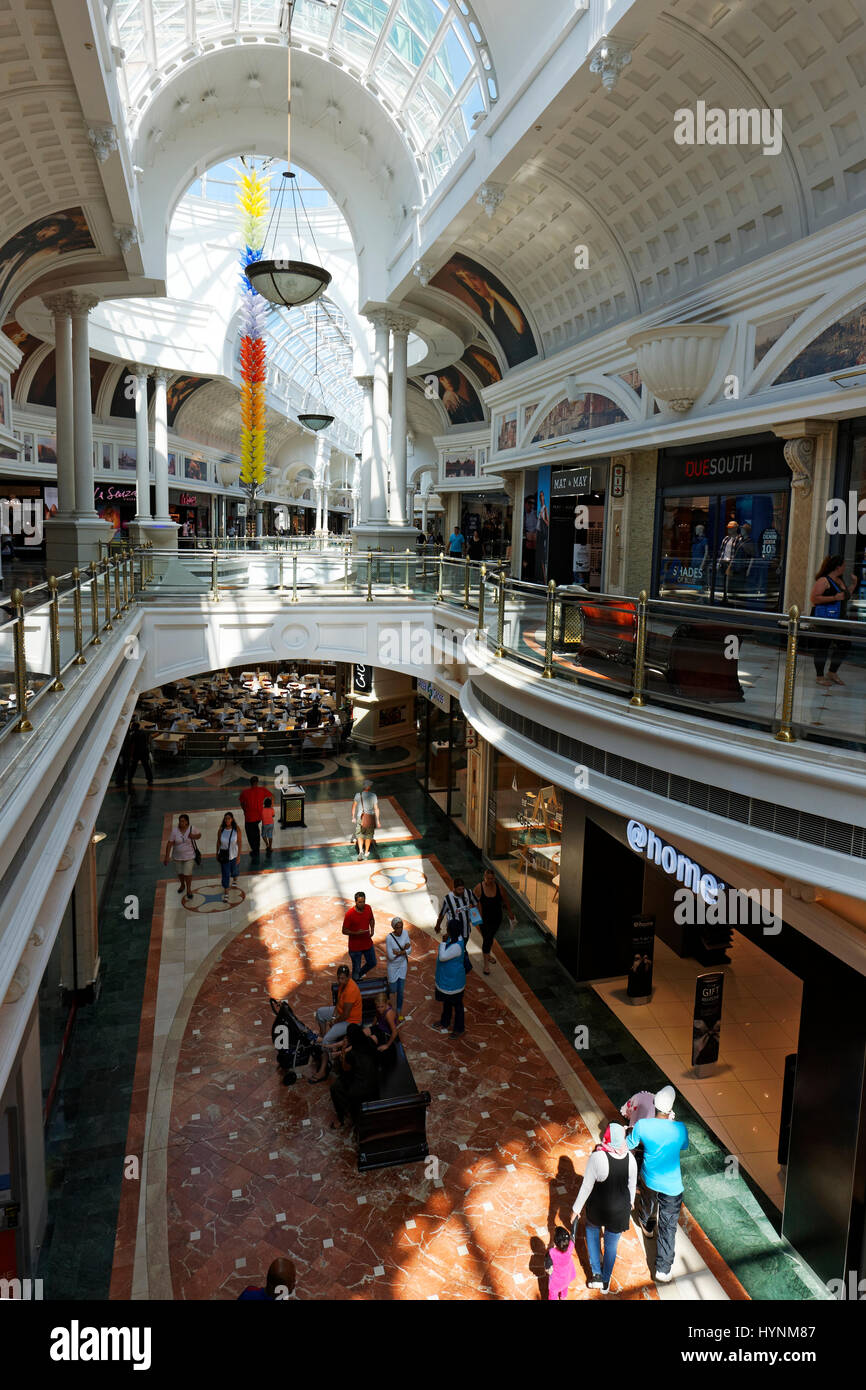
366,309,393,335
87,124,118,162
42,291,79,316
356,374,374,391
385,312,417,337
67,292,100,316
152,366,171,384
132,363,152,382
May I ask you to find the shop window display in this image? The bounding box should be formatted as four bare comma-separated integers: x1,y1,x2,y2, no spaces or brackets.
657,491,788,609
487,753,561,936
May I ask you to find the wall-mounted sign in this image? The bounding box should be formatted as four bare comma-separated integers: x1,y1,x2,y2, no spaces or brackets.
612,462,625,498
94,485,136,503
626,819,726,905
552,466,592,496
179,493,198,506
659,440,789,491
692,972,724,1066
418,678,450,711
353,663,373,695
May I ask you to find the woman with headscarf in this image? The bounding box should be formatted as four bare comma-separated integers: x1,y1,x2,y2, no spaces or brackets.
570,1122,638,1294
329,1024,380,1128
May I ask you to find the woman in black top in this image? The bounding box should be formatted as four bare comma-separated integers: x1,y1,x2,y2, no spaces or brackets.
473,868,517,975
809,554,858,685
330,1024,379,1127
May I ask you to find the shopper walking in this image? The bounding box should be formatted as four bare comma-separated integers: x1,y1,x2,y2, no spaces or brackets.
385,916,411,1019
626,1085,689,1283
434,876,476,940
352,779,380,861
571,1123,638,1293
546,1226,577,1301
163,813,202,905
810,554,858,685
239,775,268,859
472,868,516,974
215,811,242,903
123,719,153,789
342,890,376,980
261,795,275,855
434,919,468,1037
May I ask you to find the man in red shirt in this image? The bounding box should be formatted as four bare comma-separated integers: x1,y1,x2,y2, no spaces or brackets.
342,891,376,980
239,776,268,858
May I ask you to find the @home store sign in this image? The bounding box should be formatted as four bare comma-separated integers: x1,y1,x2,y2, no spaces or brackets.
626,820,726,905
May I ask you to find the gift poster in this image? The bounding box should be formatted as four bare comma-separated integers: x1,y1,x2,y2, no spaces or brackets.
627,915,655,1001
692,972,724,1066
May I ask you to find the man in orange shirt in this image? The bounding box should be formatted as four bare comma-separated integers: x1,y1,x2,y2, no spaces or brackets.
309,965,362,1083
239,775,269,859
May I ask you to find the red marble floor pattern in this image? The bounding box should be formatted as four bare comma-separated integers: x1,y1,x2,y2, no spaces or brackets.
162,896,658,1300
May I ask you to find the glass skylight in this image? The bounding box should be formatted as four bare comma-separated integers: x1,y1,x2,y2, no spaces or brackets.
106,0,496,193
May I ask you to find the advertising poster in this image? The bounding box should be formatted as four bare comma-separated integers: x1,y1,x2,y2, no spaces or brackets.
627,915,655,1001
692,971,724,1066
353,663,373,695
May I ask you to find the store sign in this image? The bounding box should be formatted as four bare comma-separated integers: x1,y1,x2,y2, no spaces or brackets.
626,819,726,905
418,678,450,711
179,493,197,506
552,466,593,496
94,486,136,503
627,915,655,1000
659,440,789,490
353,663,373,695
692,972,724,1066
612,462,625,498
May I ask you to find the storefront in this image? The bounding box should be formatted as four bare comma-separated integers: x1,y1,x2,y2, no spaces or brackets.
458,492,512,561
833,418,866,621
416,679,473,832
522,462,608,587
0,481,57,557
169,489,211,540
485,746,562,935
653,436,791,609
94,483,139,541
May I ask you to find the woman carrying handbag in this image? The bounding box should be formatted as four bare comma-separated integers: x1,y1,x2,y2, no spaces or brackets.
215,811,242,903
163,813,202,905
351,779,380,862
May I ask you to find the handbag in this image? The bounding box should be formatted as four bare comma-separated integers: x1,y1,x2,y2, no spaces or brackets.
359,792,375,832
468,905,483,928
193,843,202,866
217,847,229,864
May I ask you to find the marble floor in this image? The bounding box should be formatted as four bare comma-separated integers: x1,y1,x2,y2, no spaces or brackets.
159,795,420,859
36,749,830,1301
592,938,801,1211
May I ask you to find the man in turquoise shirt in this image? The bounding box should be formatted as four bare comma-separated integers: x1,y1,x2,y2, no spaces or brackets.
626,1085,689,1283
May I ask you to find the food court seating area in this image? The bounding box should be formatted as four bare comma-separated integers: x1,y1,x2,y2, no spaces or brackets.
133,662,349,763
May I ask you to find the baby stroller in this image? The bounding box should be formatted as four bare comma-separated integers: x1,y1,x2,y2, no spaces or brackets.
270,997,319,1086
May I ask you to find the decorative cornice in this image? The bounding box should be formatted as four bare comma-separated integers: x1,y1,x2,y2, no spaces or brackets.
477,182,506,219
87,124,118,162
588,37,633,91
782,437,816,497
113,223,139,254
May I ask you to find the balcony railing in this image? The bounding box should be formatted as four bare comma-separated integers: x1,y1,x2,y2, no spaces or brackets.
2,546,864,757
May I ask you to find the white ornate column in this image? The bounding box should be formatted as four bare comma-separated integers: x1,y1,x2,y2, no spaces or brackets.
421,485,430,538
387,313,415,525
406,481,417,527
42,294,76,517
70,293,100,520
368,313,390,525
132,365,151,524
149,367,178,550
352,451,362,527
773,419,834,611
314,435,329,536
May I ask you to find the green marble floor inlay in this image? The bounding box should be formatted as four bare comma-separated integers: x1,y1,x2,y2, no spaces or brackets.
36,748,828,1301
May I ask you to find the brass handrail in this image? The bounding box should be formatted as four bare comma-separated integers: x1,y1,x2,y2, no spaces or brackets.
11,589,32,732
72,566,86,665
542,580,556,680
630,589,649,708
48,575,65,693
774,605,800,743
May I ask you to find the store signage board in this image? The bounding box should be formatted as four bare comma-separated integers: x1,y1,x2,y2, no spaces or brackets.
627,915,655,1003
552,466,593,496
353,663,373,695
659,440,789,490
692,972,724,1067
626,819,726,905
418,678,450,711
612,463,625,498
94,485,136,503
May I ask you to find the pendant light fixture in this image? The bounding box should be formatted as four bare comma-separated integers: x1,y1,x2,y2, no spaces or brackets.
244,2,331,308
298,299,335,433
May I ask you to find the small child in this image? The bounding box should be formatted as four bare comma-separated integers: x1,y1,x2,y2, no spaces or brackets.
547,1225,577,1301
261,796,275,855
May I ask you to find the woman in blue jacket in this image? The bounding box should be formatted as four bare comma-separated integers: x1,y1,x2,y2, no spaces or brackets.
435,918,468,1037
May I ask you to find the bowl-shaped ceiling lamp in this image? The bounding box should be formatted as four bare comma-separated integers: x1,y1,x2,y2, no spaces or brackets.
297,300,334,432
244,4,330,308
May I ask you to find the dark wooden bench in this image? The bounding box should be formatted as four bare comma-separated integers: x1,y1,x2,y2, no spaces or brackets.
332,975,389,1025
357,1041,431,1172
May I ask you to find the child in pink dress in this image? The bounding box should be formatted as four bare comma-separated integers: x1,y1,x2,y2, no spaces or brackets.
547,1225,577,1300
